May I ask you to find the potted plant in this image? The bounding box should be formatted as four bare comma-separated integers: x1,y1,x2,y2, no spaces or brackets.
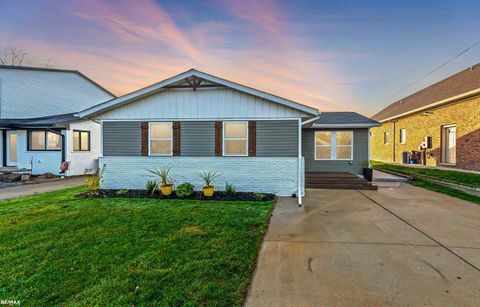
147,166,174,196
362,160,373,182
200,171,220,197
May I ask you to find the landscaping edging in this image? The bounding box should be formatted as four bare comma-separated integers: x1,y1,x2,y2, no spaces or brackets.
77,189,276,201
374,167,480,197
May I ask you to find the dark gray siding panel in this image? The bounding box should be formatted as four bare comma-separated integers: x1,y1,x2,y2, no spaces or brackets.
181,122,215,156
103,121,141,156
256,120,298,157
303,128,369,175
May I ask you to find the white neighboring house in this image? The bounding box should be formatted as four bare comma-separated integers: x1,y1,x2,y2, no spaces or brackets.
0,66,115,176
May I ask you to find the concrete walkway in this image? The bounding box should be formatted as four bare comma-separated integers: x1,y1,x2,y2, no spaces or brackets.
0,176,84,200
246,184,480,306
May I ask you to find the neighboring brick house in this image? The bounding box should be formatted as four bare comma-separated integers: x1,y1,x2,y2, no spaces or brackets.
370,64,480,171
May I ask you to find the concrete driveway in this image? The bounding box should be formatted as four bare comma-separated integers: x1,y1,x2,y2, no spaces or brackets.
246,183,480,306
0,176,84,200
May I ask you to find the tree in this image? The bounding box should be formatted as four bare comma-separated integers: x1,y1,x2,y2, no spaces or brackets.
0,47,28,66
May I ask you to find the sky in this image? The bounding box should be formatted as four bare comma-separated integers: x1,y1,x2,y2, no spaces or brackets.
1,0,479,116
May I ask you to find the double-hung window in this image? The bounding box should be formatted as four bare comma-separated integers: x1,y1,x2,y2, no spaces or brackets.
149,122,172,155
223,122,248,156
73,130,91,151
399,128,406,144
28,130,61,151
315,131,353,160
384,132,390,145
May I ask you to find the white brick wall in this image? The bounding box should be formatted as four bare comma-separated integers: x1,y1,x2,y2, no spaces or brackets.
99,156,304,196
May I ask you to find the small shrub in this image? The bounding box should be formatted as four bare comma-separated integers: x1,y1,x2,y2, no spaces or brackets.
253,192,265,200
224,182,236,196
84,169,100,191
200,171,220,188
176,182,194,198
116,189,129,196
145,180,158,196
147,166,172,186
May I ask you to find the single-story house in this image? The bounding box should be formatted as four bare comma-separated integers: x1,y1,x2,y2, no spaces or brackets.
0,66,115,175
371,63,480,171
79,69,379,202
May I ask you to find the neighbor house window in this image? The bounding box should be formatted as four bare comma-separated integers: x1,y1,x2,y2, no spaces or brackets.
73,130,91,151
149,122,172,155
223,122,248,156
315,131,353,160
28,130,61,151
384,132,390,144
400,129,406,144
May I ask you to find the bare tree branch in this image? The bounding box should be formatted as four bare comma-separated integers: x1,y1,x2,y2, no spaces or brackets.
0,47,28,66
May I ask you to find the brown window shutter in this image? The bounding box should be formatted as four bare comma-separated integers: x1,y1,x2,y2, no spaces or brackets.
215,121,223,156
141,122,149,156
248,121,256,156
172,121,181,156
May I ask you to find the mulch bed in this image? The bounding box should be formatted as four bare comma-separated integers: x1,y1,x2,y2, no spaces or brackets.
76,189,276,201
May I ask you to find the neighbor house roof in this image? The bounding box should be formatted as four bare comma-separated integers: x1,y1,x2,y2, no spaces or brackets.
0,65,115,119
78,69,319,118
0,113,77,129
372,63,480,122
304,112,379,128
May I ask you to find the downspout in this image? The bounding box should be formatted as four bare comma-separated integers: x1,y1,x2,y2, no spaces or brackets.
367,128,371,167
297,118,303,206
2,130,6,167
392,121,396,162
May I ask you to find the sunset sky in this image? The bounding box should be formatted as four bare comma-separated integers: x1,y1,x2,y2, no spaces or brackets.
1,0,479,116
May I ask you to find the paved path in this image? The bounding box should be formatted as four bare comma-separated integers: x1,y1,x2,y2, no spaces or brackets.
246,183,480,306
0,177,84,200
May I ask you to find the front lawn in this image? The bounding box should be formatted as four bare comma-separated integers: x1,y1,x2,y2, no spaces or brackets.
371,161,480,187
0,187,274,306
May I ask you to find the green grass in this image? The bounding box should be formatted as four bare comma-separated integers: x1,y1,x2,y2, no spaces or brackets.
409,179,480,205
0,187,274,306
371,161,480,188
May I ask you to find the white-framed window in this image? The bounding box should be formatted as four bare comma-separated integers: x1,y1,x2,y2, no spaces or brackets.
315,131,332,160
223,121,248,156
400,128,406,144
315,131,353,160
149,122,172,156
384,132,390,145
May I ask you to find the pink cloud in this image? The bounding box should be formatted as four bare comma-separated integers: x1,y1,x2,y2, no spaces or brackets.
6,0,368,112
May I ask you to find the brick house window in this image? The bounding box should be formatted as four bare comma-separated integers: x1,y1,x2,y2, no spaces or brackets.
384,132,390,145
400,129,406,144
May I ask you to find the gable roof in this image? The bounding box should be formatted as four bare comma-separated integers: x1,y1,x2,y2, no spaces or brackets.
304,112,379,128
0,65,115,119
372,63,480,122
79,69,319,118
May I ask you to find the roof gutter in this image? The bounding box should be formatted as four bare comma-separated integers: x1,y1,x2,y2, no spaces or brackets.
301,115,321,125
379,87,480,123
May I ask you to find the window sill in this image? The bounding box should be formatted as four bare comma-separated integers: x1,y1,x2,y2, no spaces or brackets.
27,150,61,152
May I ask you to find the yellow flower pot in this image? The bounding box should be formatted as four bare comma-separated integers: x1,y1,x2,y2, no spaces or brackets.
160,184,173,196
202,186,215,197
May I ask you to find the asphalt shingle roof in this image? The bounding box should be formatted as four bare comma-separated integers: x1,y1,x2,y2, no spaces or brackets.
312,112,379,127
373,63,480,121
